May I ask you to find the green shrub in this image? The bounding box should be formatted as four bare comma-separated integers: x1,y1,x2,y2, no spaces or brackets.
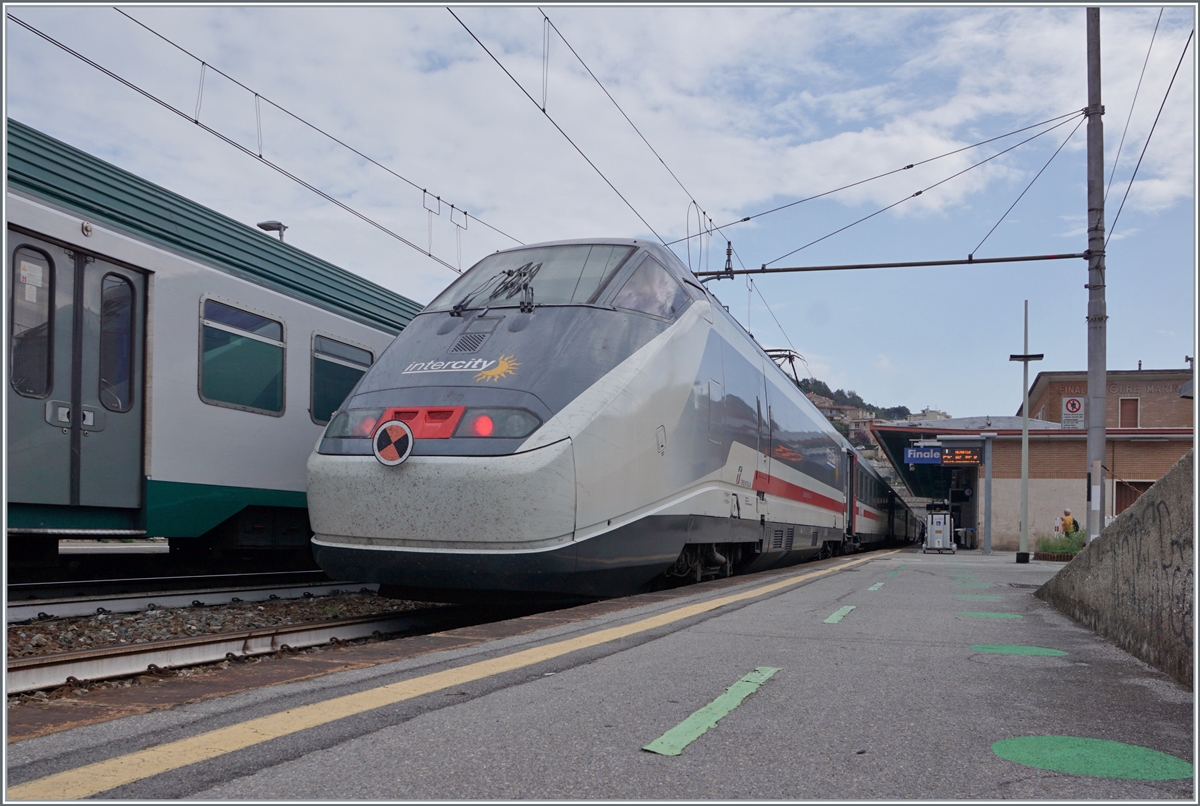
1036,531,1087,555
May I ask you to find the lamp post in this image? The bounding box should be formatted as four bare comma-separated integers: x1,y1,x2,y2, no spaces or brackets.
1009,300,1043,562
257,220,288,241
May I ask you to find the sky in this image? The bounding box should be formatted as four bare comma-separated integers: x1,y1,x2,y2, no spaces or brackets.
4,4,1196,419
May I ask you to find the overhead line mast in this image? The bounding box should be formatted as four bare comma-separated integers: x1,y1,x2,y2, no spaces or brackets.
1085,7,1108,543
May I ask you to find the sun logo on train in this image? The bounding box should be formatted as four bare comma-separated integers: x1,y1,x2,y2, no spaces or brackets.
475,354,520,382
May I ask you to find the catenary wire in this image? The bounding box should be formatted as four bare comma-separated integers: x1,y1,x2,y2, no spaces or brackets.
971,115,1086,257
448,7,668,245
536,3,802,340
112,7,523,247
763,112,1084,267
1106,9,1163,203
750,277,797,353
1106,28,1193,247
539,9,701,213
665,109,1085,247
9,14,460,273
539,9,749,280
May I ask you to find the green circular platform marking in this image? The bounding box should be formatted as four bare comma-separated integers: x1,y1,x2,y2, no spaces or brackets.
971,644,1067,656
992,736,1193,780
957,611,1022,618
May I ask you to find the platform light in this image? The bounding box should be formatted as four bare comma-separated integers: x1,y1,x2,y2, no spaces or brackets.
257,220,288,241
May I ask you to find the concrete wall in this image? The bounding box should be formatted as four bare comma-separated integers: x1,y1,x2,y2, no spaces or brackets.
1036,449,1194,688
981,478,1085,551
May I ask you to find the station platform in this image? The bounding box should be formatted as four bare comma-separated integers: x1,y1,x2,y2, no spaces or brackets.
6,548,1193,800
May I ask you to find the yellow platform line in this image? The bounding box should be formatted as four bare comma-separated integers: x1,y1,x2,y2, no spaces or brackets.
9,550,896,800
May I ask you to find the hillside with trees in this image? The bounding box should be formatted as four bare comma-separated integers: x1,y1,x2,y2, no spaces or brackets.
794,377,911,422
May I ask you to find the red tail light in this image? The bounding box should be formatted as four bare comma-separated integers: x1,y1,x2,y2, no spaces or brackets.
468,414,495,436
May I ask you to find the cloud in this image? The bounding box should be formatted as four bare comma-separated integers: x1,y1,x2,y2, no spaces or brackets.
4,5,1191,422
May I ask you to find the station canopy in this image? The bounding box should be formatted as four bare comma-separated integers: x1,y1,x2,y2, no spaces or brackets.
871,416,1060,500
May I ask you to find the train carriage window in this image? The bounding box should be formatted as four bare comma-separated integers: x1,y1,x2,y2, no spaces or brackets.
311,335,373,425
99,274,135,412
10,247,54,398
612,258,690,320
199,299,285,415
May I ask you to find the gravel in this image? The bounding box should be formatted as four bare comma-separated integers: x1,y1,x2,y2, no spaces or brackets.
6,590,448,707
7,590,439,661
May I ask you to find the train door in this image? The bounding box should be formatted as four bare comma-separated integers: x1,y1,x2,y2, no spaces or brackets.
756,359,771,493
7,230,146,518
844,448,856,538
760,363,775,523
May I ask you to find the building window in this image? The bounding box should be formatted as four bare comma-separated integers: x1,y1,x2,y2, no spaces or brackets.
311,335,373,425
1119,397,1139,428
10,246,53,398
99,274,134,412
199,298,285,415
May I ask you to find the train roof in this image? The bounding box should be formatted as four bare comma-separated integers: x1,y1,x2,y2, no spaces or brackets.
6,118,423,334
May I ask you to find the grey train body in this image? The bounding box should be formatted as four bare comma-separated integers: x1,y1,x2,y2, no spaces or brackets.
308,239,916,599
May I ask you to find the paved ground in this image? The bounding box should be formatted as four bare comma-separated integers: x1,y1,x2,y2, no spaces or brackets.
6,548,1193,800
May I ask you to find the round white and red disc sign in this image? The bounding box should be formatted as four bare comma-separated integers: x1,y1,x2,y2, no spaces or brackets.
372,419,414,466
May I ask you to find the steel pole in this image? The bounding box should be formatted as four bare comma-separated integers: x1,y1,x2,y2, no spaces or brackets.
1086,7,1108,542
983,434,994,555
1020,301,1031,556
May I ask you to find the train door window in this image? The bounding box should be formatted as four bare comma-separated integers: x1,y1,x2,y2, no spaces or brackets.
98,274,134,412
10,247,54,397
1119,398,1139,428
612,258,689,320
311,335,373,424
199,298,285,415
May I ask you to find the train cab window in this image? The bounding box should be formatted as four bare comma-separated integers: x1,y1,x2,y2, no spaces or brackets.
424,244,635,312
99,274,134,412
612,258,689,320
10,247,54,398
311,335,373,425
199,299,285,415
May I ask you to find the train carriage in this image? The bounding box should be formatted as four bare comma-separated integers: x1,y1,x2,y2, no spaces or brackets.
5,120,421,573
308,238,915,600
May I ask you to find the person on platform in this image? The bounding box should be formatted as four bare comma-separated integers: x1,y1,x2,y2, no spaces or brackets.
1061,509,1078,536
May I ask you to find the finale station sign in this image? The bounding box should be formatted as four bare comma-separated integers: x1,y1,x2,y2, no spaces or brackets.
903,446,982,466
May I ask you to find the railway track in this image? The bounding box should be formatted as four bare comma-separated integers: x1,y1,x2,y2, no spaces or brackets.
7,609,436,695
7,602,546,695
6,572,368,623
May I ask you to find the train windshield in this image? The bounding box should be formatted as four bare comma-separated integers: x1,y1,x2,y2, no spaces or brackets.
425,244,635,312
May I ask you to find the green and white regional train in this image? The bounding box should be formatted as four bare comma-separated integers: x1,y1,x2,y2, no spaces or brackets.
5,120,421,569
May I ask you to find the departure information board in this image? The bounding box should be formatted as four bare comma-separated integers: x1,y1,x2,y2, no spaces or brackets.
941,447,982,466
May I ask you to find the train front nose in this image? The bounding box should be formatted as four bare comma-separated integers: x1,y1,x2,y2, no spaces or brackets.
306,430,577,591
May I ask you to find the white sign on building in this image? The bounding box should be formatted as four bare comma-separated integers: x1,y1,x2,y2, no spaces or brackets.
1061,396,1086,429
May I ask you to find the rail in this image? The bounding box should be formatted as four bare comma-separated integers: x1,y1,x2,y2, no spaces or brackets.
7,609,439,694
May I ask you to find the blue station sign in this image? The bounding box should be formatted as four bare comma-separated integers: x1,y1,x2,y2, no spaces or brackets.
904,446,942,464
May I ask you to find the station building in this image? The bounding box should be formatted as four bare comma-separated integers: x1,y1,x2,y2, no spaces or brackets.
871,368,1193,551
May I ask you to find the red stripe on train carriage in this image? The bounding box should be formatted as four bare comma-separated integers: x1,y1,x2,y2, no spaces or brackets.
752,471,843,513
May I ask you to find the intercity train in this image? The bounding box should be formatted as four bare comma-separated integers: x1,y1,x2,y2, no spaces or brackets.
308,238,917,600
5,119,421,573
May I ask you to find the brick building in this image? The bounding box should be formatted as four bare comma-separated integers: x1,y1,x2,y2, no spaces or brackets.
871,368,1193,551
1024,369,1193,430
